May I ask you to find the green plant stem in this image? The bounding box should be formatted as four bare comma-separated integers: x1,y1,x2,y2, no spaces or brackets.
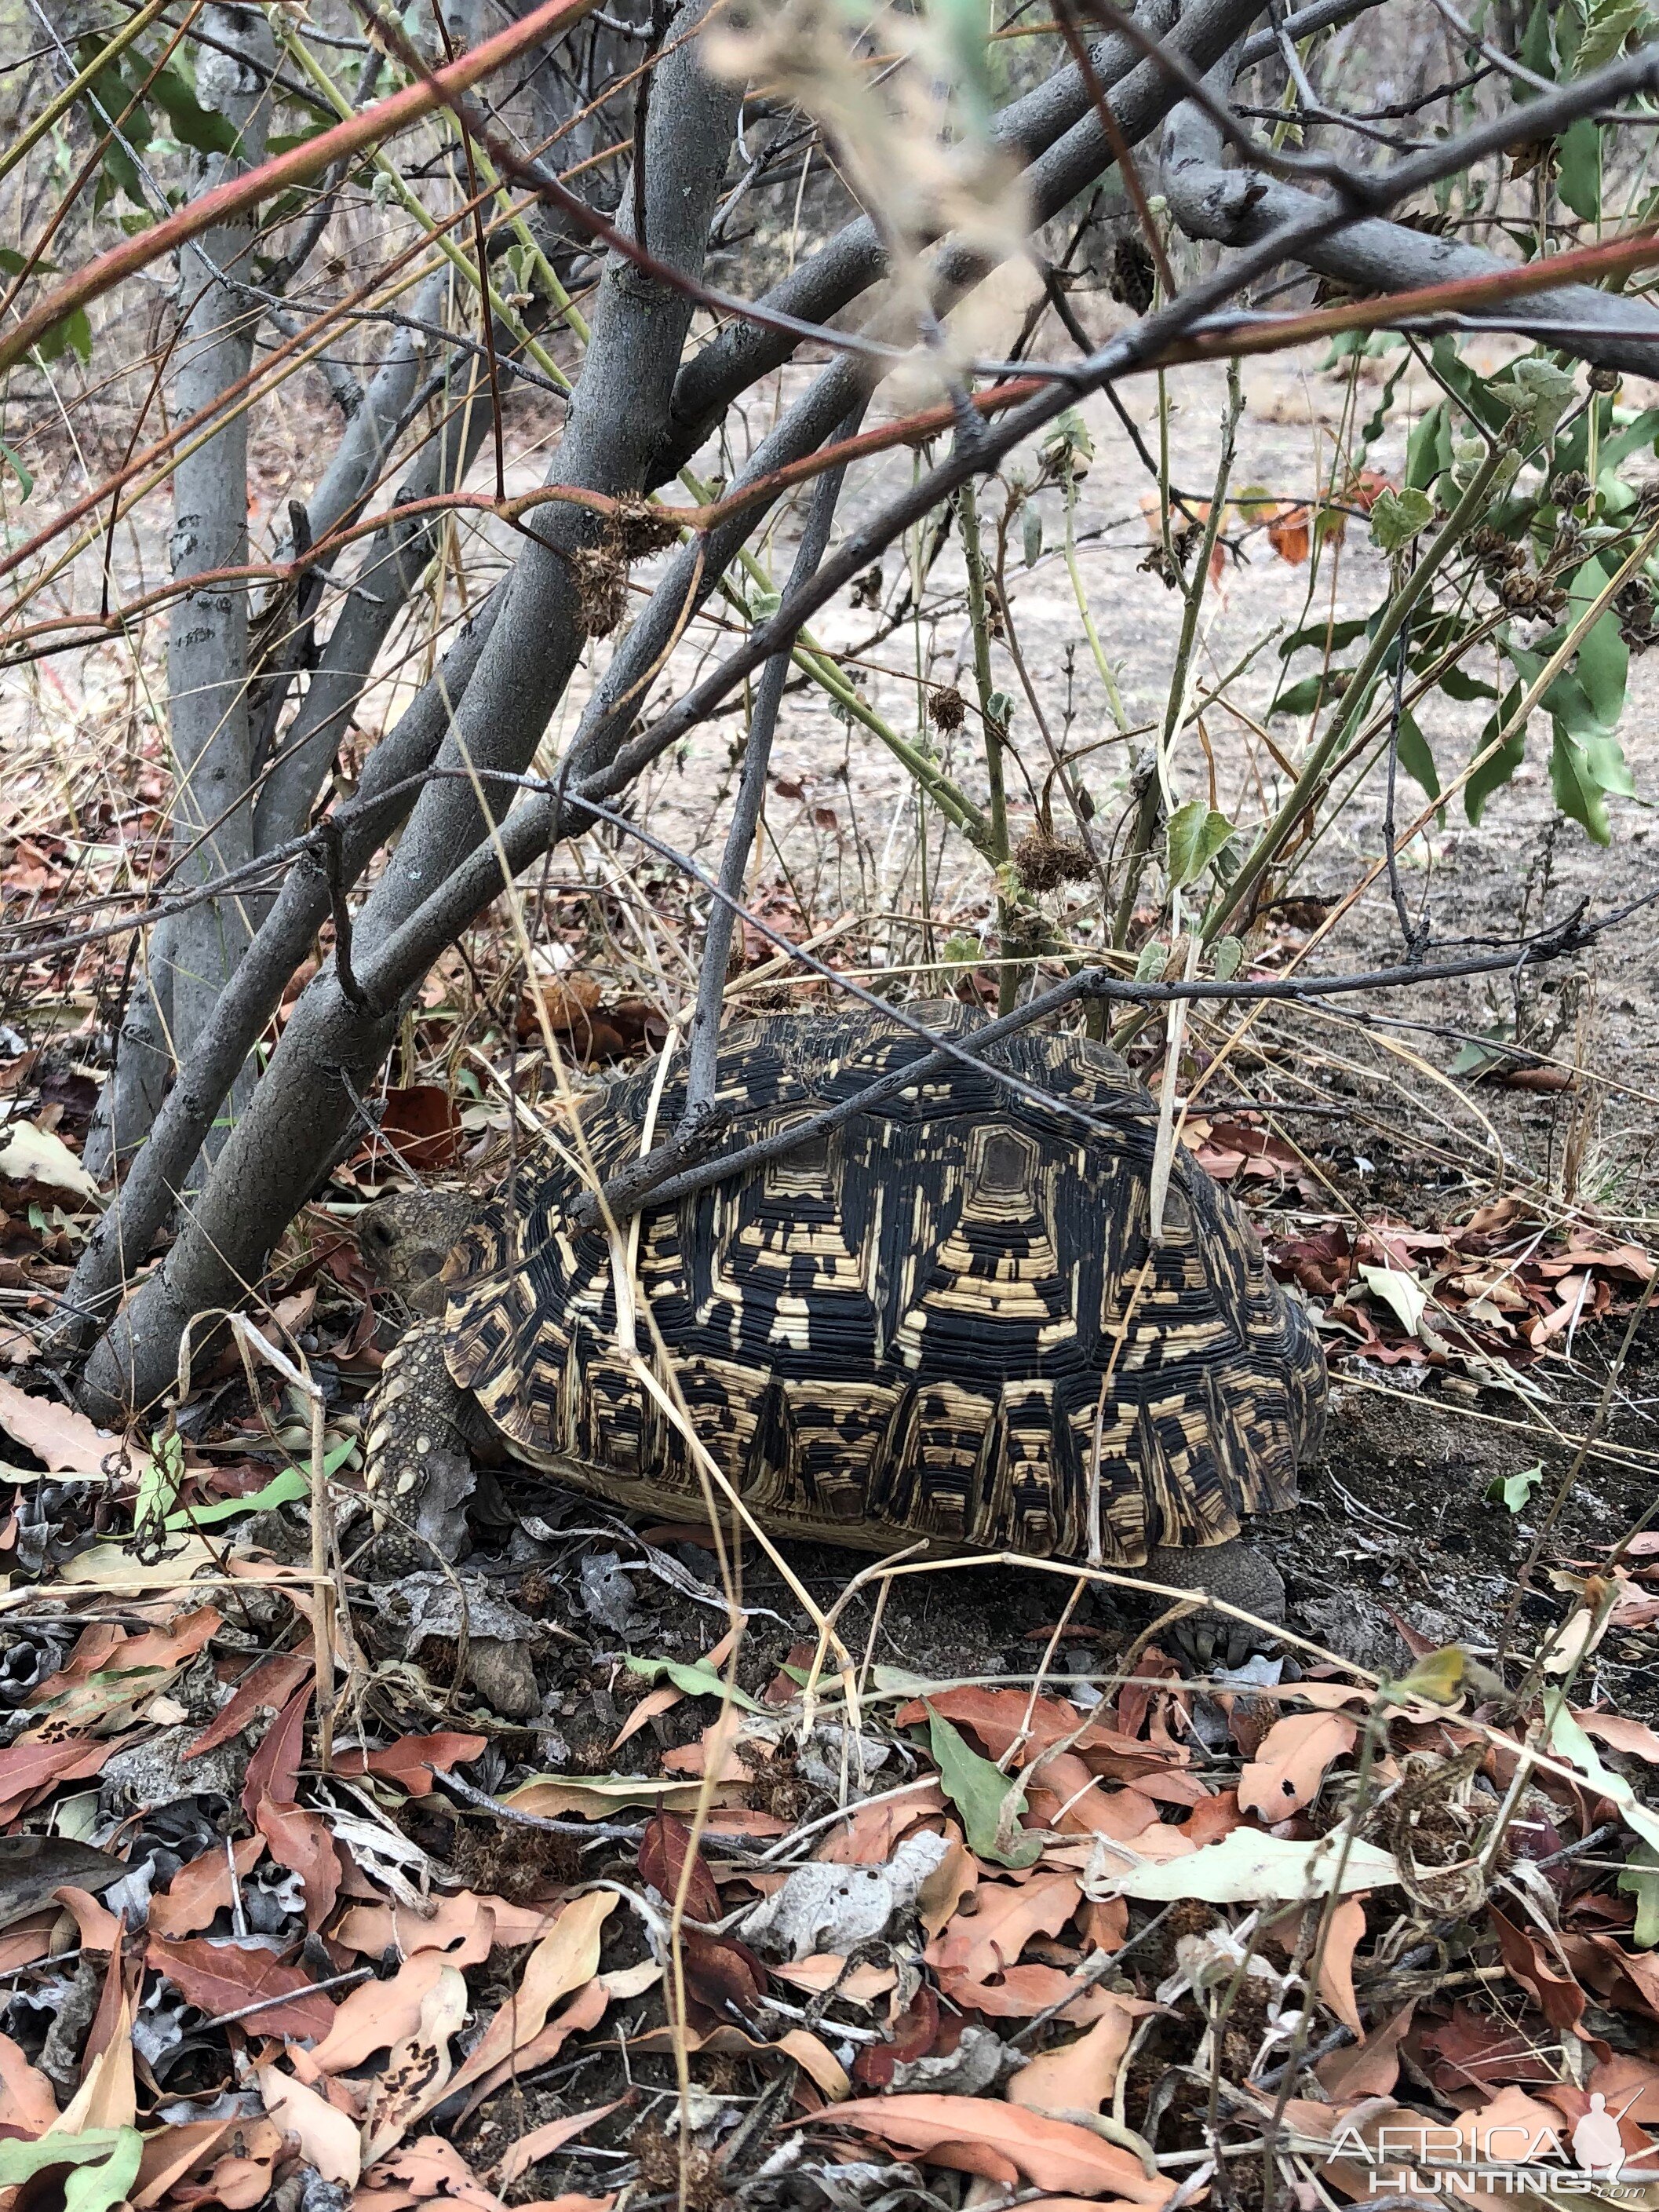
1063,479,1128,731
958,476,1018,1010
1205,442,1504,944
1109,363,1241,951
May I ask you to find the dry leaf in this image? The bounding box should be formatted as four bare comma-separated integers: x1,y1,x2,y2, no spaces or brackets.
495,2099,629,2186
150,1836,265,1941
0,1119,100,1202
259,2063,363,2188
332,1731,488,1796
1317,2000,1415,2100
363,1962,471,2164
49,1988,134,2133
1317,1893,1366,2035
1237,1710,1360,1819
818,2094,1176,2201
416,1890,616,2119
0,2028,57,2137
131,2116,239,2209
0,1377,137,1478
456,1973,612,2117
312,1955,455,2075
1008,2000,1139,2116
1574,1710,1659,1765
148,1935,338,2040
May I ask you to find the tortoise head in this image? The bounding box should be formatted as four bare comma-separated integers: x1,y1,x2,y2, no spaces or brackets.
356,1188,475,1317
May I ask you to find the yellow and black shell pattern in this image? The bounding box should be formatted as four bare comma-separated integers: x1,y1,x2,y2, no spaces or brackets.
439,1005,1325,1567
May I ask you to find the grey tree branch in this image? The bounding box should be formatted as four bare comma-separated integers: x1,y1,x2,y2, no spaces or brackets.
1161,55,1659,379
683,411,862,1115
100,5,277,1190
79,0,743,1420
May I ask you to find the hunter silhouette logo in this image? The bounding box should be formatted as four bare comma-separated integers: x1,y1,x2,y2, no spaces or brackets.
1571,2093,1638,2181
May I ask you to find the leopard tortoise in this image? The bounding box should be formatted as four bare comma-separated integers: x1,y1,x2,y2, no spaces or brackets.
356,1002,1325,1641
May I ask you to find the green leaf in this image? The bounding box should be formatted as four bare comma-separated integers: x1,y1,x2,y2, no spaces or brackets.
928,0,997,138
1395,707,1439,799
34,306,92,367
149,64,240,155
1369,486,1435,554
1568,557,1629,728
1041,407,1093,473
1550,721,1632,843
1576,0,1654,74
1449,1021,1514,1078
164,1466,309,1530
1620,1843,1659,1948
1165,800,1235,888
1558,118,1602,220
0,2130,144,2212
0,441,32,502
924,1706,1041,1867
1486,1462,1544,1513
622,1655,764,1711
1519,0,1555,78
1496,359,1579,445
1212,936,1243,982
1437,667,1498,703
746,583,781,620
939,933,981,974
1133,938,1168,983
1280,617,1369,659
1022,503,1042,568
1273,673,1339,717
1405,402,1449,493
1466,686,1530,825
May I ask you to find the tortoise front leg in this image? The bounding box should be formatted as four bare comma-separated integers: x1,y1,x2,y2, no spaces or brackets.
360,1316,482,1571
1141,1539,1287,1672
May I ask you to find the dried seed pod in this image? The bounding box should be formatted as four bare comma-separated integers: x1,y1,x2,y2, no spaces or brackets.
568,544,629,637
928,684,967,732
1012,828,1094,892
1549,469,1590,506
611,494,683,561
1109,235,1156,315
1588,366,1621,392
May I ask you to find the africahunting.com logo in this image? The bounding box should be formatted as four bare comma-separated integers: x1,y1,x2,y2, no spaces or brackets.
1295,2097,1659,2199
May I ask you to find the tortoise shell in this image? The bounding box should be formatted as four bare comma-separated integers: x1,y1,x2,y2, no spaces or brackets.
439,1005,1325,1565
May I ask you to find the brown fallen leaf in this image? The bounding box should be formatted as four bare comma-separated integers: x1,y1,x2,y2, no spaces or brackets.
638,1812,722,1922
1008,1999,1139,2115
815,2094,1176,2201
0,1737,116,1827
0,2028,56,2137
1318,2000,1415,2100
1238,1710,1358,1819
1573,1710,1659,1765
928,1870,1081,1995
259,2062,363,2188
495,2098,629,2187
413,1890,616,2120
456,1973,611,2119
148,1936,338,2041
254,1795,339,1932
0,1375,140,1476
332,1730,487,1796
363,1961,471,2164
185,1652,312,1761
151,1836,266,1942
335,1889,557,1963
130,2116,239,2210
312,1954,457,2074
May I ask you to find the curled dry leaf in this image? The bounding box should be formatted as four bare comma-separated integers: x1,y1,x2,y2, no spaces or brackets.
332,1731,488,1796
312,1954,457,2075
